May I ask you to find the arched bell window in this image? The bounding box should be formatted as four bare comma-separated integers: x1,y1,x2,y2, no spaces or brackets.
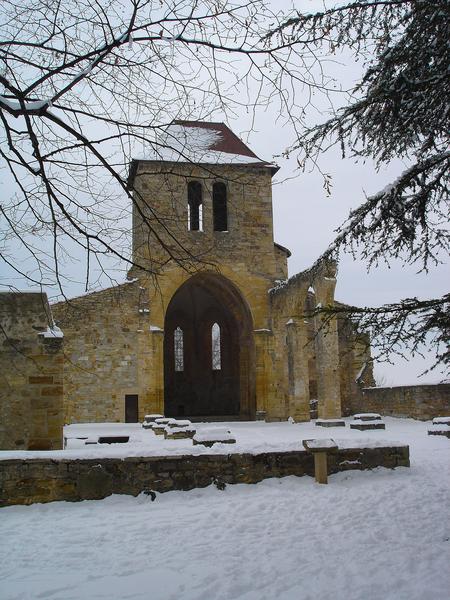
211,322,221,370
174,326,184,372
213,182,228,231
187,181,203,231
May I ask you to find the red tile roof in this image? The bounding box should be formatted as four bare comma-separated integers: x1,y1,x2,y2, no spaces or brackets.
172,120,260,159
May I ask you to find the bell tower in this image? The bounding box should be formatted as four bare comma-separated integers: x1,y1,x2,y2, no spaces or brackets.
127,121,292,420
128,121,290,285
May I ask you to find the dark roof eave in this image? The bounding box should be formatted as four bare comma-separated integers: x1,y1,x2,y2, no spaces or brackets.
274,242,292,258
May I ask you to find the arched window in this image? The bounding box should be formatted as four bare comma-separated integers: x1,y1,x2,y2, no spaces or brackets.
211,322,221,370
213,182,228,231
174,327,184,372
188,181,203,231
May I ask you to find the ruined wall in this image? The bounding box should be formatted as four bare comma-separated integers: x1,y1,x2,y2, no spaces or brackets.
52,281,156,423
337,308,375,417
356,384,450,420
269,264,343,421
0,293,64,450
0,445,410,506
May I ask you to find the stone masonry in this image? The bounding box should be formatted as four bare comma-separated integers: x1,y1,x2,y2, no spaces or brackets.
0,444,410,506
358,384,450,420
0,293,64,450
1,122,375,443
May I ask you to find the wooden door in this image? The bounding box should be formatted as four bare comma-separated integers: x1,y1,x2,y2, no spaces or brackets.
125,395,138,422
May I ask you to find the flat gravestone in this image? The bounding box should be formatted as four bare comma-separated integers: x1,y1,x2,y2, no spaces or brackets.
193,428,236,447
166,419,192,429
165,426,196,440
432,417,450,426
353,413,382,421
152,424,167,436
144,414,164,423
143,414,164,428
428,425,450,438
350,421,385,431
316,419,346,428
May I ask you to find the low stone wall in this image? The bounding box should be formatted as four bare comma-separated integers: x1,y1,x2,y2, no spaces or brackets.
359,384,450,420
0,445,409,507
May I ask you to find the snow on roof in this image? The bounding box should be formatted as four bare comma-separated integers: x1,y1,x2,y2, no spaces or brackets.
132,121,277,170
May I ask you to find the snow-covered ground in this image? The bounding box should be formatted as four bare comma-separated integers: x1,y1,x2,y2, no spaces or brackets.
1,417,449,600
0,416,439,460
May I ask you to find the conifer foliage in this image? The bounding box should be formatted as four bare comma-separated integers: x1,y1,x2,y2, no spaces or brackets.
270,0,449,373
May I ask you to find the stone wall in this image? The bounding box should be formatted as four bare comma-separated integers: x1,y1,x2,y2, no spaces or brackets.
0,293,64,450
0,444,410,506
0,155,377,427
269,263,371,421
357,384,450,420
52,281,151,423
337,308,374,417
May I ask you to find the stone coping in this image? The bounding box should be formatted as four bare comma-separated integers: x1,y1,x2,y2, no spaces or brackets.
0,437,407,461
0,442,406,463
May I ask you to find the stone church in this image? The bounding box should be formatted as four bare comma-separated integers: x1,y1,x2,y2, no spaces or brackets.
0,121,373,450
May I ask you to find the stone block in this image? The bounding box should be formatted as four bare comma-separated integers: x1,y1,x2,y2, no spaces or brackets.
428,429,450,438
193,438,236,447
40,386,63,397
77,465,113,500
350,421,385,430
28,439,52,450
353,413,382,421
28,376,54,384
316,419,346,427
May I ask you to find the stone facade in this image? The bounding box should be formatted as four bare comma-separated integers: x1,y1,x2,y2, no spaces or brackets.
0,444,410,506
50,151,371,425
0,293,64,450
51,282,148,423
1,123,375,443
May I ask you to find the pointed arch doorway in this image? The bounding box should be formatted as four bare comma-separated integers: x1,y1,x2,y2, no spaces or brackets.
164,273,255,420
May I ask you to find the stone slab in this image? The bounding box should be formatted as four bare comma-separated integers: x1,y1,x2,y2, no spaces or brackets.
350,422,385,431
98,436,130,444
143,414,164,424
428,429,450,438
432,417,450,426
193,438,236,447
316,420,346,428
353,413,382,421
